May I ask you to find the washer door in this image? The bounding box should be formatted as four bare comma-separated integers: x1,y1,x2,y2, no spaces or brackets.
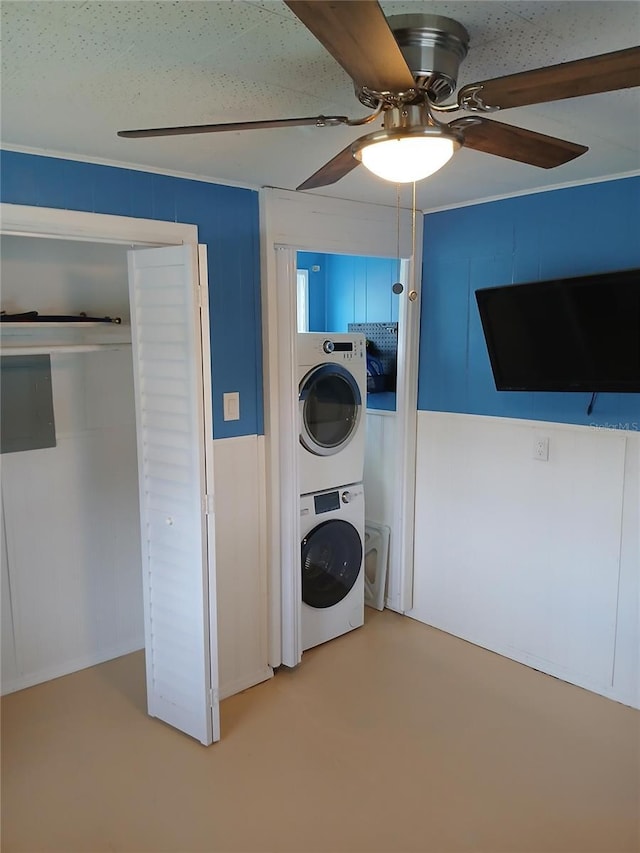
299,364,362,457
301,519,363,609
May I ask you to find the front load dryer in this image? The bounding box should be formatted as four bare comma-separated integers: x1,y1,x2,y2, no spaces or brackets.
298,332,366,495
300,483,365,651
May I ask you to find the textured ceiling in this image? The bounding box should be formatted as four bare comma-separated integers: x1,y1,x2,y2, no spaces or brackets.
2,1,639,211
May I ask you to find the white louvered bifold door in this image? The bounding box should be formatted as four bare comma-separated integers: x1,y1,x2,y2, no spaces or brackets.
128,245,218,746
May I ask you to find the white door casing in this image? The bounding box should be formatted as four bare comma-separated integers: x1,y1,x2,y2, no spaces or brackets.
197,244,221,738
275,246,301,666
128,244,219,745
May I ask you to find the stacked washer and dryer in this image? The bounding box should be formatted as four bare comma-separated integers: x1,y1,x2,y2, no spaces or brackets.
297,333,367,651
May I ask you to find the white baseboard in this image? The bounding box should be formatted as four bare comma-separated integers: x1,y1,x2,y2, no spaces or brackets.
407,612,639,710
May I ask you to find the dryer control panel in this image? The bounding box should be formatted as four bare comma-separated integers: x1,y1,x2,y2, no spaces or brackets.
299,332,365,363
323,339,357,354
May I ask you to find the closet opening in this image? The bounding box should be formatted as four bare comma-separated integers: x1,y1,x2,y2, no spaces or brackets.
1,206,219,745
1,235,145,699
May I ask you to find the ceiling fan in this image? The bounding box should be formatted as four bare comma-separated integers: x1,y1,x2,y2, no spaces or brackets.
117,0,640,190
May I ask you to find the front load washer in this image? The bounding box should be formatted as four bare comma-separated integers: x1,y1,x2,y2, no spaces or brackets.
298,332,366,495
300,483,365,651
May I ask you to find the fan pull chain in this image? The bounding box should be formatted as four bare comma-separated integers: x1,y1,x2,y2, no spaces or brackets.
392,184,403,294
408,182,418,302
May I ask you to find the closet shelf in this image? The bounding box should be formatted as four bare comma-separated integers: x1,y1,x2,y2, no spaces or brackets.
0,321,132,355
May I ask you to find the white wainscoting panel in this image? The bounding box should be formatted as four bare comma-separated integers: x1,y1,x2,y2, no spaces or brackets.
212,434,272,699
611,431,639,704
363,411,396,528
1,350,144,694
409,411,637,706
1,498,18,685
363,410,397,606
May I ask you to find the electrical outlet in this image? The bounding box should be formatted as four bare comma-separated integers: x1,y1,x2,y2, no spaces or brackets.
533,436,549,461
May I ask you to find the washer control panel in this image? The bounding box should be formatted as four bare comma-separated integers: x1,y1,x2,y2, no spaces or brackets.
304,484,364,517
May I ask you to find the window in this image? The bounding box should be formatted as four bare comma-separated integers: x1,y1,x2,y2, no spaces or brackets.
297,269,309,332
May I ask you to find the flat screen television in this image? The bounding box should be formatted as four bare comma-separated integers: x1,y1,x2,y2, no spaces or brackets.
475,268,640,392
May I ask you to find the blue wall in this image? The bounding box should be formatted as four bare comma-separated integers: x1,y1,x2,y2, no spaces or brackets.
0,150,262,439
297,251,399,412
325,253,399,332
297,251,399,332
419,177,640,428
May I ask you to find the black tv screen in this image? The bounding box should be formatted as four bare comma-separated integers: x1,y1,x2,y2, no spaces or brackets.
475,268,640,392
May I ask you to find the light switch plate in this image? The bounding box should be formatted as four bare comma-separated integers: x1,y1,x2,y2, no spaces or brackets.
223,391,240,421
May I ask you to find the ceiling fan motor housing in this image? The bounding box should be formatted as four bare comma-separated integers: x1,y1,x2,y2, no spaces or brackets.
392,14,470,101
357,14,470,108
382,104,446,132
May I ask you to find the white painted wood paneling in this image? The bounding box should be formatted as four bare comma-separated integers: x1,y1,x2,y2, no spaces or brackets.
363,412,396,527
410,412,635,705
1,349,143,694
128,244,216,745
363,411,397,606
0,497,18,685
263,189,415,258
611,431,639,706
212,434,272,699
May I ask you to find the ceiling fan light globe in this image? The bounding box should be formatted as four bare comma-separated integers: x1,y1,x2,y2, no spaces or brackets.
358,136,456,183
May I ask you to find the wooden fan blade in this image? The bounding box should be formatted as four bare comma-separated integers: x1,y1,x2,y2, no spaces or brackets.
459,46,640,111
118,115,348,138
452,118,588,168
297,143,360,190
285,0,415,93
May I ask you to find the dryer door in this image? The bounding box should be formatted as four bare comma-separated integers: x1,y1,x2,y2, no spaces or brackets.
301,519,363,609
299,364,362,456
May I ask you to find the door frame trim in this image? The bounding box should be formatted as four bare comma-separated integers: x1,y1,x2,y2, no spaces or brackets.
1,203,196,246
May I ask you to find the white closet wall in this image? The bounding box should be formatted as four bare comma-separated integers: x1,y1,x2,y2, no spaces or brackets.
1,237,144,693
1,236,132,322
363,413,396,529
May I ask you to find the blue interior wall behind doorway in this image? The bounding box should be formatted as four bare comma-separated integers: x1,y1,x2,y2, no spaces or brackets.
325,253,399,332
297,251,399,332
0,150,263,438
297,251,399,412
419,176,640,429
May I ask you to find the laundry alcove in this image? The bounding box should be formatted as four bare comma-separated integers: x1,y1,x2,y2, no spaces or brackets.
296,249,403,581
0,206,220,745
